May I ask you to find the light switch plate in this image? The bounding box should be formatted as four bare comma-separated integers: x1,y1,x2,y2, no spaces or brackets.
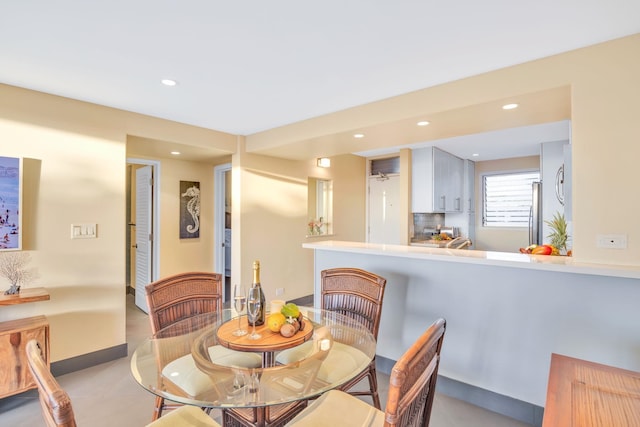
71,223,97,239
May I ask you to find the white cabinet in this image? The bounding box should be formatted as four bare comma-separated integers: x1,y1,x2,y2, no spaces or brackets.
412,147,464,213
463,159,475,213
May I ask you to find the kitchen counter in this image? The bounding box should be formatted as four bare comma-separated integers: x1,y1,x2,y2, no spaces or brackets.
410,239,450,248
304,239,640,425
303,240,640,279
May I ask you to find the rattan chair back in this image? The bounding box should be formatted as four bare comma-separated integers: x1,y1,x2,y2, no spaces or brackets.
320,267,387,408
145,271,223,334
144,271,223,420
320,267,387,338
26,340,77,427
384,318,446,427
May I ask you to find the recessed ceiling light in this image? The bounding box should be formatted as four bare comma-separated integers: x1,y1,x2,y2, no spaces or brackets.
502,103,518,110
161,79,178,86
353,133,365,138
170,151,181,155
417,121,430,126
472,153,480,157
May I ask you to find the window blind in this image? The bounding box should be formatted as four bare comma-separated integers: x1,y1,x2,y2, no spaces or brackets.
483,171,540,227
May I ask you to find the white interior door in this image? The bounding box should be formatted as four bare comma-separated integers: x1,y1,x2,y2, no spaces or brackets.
135,165,153,312
368,175,401,244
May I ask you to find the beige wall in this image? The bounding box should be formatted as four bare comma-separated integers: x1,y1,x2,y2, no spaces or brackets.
231,146,366,301
0,84,235,362
0,89,127,361
156,158,215,275
474,156,540,252
1,33,639,366
248,33,640,266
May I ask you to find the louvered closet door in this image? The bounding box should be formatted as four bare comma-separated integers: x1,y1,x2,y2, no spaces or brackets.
135,165,153,312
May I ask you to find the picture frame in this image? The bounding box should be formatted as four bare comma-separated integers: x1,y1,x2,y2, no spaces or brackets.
180,180,200,239
0,156,22,251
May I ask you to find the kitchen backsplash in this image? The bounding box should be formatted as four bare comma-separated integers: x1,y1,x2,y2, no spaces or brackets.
412,213,446,239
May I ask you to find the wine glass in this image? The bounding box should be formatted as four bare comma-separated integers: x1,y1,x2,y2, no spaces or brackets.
232,284,247,337
247,287,262,340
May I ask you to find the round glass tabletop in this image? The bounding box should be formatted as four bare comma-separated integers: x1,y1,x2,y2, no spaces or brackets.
130,307,376,409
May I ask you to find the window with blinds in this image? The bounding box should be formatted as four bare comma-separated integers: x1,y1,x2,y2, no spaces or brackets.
483,171,540,227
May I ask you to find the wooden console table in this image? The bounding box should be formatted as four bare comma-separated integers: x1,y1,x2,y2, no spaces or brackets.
0,287,50,306
542,353,640,426
0,287,50,398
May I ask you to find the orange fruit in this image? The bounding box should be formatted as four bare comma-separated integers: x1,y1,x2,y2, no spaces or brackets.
267,313,286,332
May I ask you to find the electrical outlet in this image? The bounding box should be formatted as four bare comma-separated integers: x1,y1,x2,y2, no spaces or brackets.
596,234,627,249
276,287,284,296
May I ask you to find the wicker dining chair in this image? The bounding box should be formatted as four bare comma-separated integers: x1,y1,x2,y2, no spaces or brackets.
285,318,447,426
25,340,221,427
276,267,387,409
145,271,261,420
319,267,387,409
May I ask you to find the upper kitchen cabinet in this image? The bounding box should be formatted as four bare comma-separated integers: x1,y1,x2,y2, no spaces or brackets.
412,147,464,213
463,159,475,213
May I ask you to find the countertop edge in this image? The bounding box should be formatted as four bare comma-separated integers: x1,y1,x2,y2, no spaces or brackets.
302,241,640,279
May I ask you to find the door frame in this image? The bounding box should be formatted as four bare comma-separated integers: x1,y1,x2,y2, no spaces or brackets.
127,158,161,295
214,163,231,301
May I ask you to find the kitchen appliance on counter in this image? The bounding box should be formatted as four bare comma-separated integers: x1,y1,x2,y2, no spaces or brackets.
439,226,459,239
416,224,460,240
413,225,459,240
411,225,469,249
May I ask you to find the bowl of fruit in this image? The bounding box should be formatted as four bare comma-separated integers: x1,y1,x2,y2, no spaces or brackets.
268,303,306,338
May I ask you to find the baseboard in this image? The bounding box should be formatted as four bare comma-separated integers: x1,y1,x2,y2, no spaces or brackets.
376,355,543,427
51,343,128,377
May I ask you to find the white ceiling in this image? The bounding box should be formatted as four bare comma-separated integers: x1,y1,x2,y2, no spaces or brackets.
2,1,639,159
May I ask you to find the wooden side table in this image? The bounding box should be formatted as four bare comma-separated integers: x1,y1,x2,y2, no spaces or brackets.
0,315,50,398
0,287,50,399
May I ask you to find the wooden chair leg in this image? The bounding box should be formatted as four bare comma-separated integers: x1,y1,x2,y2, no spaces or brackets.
367,364,381,410
152,396,164,421
344,362,381,409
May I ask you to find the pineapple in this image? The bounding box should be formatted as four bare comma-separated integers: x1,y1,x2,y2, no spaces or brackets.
545,212,569,254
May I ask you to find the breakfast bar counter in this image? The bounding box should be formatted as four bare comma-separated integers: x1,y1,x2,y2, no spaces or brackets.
303,240,640,426
303,240,640,279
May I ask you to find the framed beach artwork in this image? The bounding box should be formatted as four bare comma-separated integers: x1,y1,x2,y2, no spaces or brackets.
180,180,200,239
0,156,22,251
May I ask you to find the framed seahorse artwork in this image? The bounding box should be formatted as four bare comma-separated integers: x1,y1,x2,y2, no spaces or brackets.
180,180,200,239
0,156,22,251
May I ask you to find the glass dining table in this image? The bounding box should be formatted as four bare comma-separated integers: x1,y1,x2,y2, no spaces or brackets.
130,307,377,427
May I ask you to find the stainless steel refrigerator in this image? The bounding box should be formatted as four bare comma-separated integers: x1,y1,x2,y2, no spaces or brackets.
529,181,542,245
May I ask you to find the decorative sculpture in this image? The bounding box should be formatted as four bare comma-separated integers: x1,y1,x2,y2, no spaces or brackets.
1,252,37,295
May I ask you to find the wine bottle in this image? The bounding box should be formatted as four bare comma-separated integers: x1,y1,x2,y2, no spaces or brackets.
248,260,266,326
